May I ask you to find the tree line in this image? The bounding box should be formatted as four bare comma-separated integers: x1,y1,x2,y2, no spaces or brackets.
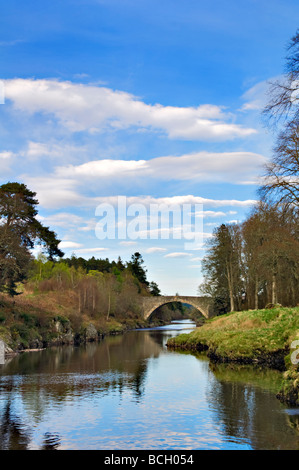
200,29,299,314
27,254,144,321
0,181,162,324
199,203,299,314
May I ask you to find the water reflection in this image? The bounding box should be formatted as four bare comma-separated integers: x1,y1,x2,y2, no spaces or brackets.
41,432,61,450
0,320,298,450
0,391,32,450
206,363,299,450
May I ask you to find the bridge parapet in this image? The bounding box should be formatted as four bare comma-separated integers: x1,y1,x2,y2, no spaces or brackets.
142,295,214,320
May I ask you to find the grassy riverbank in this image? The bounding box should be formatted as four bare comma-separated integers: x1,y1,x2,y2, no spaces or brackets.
167,306,299,406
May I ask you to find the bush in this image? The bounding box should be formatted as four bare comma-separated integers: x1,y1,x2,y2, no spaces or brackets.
10,323,42,349
265,303,282,309
19,312,38,327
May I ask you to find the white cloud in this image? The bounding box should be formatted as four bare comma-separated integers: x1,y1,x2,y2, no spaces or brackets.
22,171,257,210
58,242,108,253
205,222,219,227
148,151,266,184
0,151,14,159
145,247,168,253
95,194,257,209
25,141,56,158
54,150,267,185
23,176,84,208
78,218,98,232
56,159,148,178
0,150,15,173
4,78,257,141
195,209,238,218
37,212,84,228
164,252,193,258
59,241,82,249
241,78,280,111
227,219,239,224
194,210,226,218
74,247,108,253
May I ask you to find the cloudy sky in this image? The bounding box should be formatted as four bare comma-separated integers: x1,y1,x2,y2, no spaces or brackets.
1,0,298,294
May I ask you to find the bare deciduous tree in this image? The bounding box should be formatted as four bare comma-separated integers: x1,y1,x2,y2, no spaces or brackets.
259,122,299,206
261,30,299,207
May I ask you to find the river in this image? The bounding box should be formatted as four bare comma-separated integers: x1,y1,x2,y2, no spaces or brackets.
0,319,298,450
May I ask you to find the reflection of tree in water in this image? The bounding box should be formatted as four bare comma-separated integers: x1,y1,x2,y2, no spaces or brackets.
285,410,299,436
40,432,61,450
207,363,299,450
0,331,162,438
0,377,62,450
0,400,31,450
131,360,147,401
148,330,166,348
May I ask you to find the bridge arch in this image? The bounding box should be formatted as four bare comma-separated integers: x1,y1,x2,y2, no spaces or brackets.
142,296,214,321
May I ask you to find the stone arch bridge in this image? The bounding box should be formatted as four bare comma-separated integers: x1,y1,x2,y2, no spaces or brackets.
141,296,214,321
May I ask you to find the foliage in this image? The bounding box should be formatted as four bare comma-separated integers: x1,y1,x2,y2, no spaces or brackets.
26,250,162,324
126,252,149,288
200,223,244,314
0,182,63,295
149,281,161,296
199,204,299,313
0,227,32,295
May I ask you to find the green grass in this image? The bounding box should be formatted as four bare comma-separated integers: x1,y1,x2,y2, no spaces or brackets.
167,307,299,361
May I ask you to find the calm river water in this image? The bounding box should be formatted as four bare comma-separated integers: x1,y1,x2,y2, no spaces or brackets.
0,319,298,450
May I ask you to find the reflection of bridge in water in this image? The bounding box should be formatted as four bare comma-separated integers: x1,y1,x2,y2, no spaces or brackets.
141,296,214,320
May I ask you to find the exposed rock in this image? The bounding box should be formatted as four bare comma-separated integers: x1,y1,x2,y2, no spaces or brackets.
0,338,15,357
84,323,98,341
54,320,64,333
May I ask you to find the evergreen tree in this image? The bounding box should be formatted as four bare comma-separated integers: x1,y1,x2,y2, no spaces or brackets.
149,281,161,296
127,252,149,286
0,182,63,295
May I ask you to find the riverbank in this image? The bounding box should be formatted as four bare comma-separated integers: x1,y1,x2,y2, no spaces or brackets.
0,293,152,355
167,306,299,406
0,290,189,356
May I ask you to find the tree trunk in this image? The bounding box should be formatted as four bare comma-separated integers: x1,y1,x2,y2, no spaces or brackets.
83,287,87,309
227,263,235,312
254,275,259,310
92,285,96,312
78,291,81,314
106,292,111,321
272,272,277,304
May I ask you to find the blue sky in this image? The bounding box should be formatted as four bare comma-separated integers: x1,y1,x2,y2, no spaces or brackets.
1,0,298,294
